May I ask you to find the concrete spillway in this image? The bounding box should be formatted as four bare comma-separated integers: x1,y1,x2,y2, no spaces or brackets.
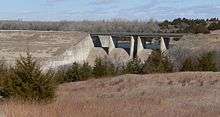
44,33,182,69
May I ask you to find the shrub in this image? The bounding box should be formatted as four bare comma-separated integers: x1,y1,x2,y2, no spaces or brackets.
2,53,57,102
167,47,193,71
0,60,9,98
54,67,66,84
181,57,197,71
180,52,217,72
143,51,173,74
197,52,217,71
64,63,81,82
0,59,8,75
78,63,93,81
61,62,93,82
191,24,210,34
124,59,144,74
93,58,116,77
157,57,173,73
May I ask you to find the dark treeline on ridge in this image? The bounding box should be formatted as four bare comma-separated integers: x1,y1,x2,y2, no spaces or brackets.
160,18,220,34
0,18,219,33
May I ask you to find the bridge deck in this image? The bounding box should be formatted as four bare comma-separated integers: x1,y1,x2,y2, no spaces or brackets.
90,33,184,38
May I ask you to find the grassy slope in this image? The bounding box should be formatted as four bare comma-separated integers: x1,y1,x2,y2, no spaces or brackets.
1,72,220,117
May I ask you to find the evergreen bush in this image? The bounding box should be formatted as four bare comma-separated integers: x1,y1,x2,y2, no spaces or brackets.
143,51,173,74
2,52,57,102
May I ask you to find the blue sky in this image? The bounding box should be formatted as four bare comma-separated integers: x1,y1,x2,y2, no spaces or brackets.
0,0,219,21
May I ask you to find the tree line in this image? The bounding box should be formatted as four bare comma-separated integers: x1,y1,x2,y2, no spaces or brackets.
0,18,219,34
160,18,220,34
0,20,160,33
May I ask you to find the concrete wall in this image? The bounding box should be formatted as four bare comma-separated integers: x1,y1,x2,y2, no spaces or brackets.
86,47,108,66
160,37,167,53
109,48,130,66
136,36,153,61
44,35,94,69
129,36,135,59
137,37,144,55
98,36,110,47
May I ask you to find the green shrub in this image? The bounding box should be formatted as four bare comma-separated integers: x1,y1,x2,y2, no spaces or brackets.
0,60,9,98
0,59,8,75
124,59,144,74
181,57,197,71
2,53,57,102
78,63,93,81
143,51,173,74
54,67,66,84
157,57,173,73
62,62,93,82
64,62,81,82
197,52,217,71
181,52,217,72
93,58,116,77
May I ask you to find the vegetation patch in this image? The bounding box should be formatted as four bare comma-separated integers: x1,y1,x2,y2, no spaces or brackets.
181,52,217,72
0,53,57,102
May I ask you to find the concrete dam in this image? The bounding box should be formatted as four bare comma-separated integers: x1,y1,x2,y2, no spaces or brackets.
45,32,183,69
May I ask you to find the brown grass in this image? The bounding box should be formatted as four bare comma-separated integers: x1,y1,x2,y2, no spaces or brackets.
0,30,87,65
1,72,220,117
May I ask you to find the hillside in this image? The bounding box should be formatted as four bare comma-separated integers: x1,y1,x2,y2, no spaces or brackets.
0,30,88,64
1,72,220,117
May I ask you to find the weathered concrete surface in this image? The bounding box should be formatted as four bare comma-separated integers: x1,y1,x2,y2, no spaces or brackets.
137,49,153,62
160,37,167,53
109,48,130,66
109,36,116,53
129,36,135,59
137,37,153,61
98,36,111,47
137,37,144,54
86,47,108,66
44,35,94,69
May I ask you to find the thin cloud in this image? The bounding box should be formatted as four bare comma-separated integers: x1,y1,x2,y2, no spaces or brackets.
94,0,116,4
47,0,65,3
45,0,67,5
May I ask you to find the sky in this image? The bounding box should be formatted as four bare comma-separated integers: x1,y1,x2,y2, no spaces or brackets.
0,0,219,21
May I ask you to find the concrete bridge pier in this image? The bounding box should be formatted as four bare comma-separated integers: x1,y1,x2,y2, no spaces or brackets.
137,36,144,56
129,36,135,59
109,36,116,53
136,36,153,61
160,37,167,53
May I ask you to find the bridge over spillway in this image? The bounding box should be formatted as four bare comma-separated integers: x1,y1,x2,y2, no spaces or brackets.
90,33,184,59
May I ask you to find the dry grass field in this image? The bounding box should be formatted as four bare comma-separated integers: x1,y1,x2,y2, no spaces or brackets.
173,34,220,52
211,30,220,35
1,72,220,117
0,30,87,64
